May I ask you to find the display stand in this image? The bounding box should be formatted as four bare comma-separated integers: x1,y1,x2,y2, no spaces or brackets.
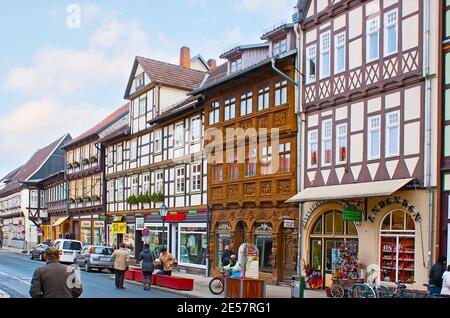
224,277,266,298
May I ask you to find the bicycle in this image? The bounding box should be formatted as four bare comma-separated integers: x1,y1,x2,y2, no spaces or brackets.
208,270,230,295
350,269,390,298
394,282,450,298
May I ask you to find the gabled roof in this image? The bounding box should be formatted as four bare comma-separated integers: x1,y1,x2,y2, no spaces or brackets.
0,166,23,184
220,43,270,60
0,134,70,197
261,23,295,40
63,103,129,149
124,57,207,99
191,54,210,71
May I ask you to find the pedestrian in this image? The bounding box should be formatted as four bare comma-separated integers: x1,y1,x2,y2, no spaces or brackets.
159,247,175,276
138,243,155,290
442,265,450,296
429,256,447,295
221,245,234,267
223,255,241,278
111,243,130,289
29,247,83,298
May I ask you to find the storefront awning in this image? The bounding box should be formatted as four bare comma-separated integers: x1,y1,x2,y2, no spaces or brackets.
52,216,69,227
286,178,413,203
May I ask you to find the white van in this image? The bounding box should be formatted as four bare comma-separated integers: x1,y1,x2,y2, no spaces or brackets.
52,239,83,264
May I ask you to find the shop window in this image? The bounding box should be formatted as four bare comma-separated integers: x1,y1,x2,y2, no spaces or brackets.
178,225,208,267
124,224,135,257
312,210,357,237
254,223,273,273
145,224,169,257
380,211,416,284
216,223,232,266
324,212,334,234
313,218,323,234
334,212,344,234
347,222,357,235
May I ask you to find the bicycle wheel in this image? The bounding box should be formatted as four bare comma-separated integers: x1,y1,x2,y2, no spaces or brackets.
351,284,375,298
377,285,390,298
209,278,224,295
330,285,345,298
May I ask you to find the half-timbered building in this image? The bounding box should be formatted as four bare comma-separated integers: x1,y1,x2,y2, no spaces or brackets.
0,134,71,250
62,105,129,246
289,0,441,291
105,47,210,275
193,24,299,284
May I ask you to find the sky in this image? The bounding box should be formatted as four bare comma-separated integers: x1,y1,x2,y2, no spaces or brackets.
0,0,297,178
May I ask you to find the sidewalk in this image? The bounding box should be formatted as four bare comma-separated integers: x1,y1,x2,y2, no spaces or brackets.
0,246,28,254
118,272,327,299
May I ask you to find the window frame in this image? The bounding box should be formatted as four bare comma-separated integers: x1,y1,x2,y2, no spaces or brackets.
306,45,317,84
175,166,186,195
320,31,331,79
131,175,139,196
130,139,138,161
154,171,164,194
174,122,185,149
224,98,236,121
191,163,202,193
230,58,242,73
366,16,380,62
308,130,319,168
334,32,346,74
191,116,201,143
368,115,381,160
154,129,162,154
258,85,270,111
386,111,400,157
336,123,348,164
117,144,123,164
240,91,253,116
274,80,288,107
209,102,220,125
384,9,398,57
321,119,333,167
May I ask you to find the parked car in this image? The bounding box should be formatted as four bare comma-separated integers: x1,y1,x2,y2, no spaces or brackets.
30,243,49,261
75,245,115,272
52,239,83,264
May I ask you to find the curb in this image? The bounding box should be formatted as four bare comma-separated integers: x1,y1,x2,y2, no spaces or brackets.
107,275,205,298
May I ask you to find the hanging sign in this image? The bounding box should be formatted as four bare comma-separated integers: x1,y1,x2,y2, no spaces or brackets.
81,221,92,228
136,217,145,230
94,221,105,228
343,205,363,222
283,219,295,229
111,222,127,234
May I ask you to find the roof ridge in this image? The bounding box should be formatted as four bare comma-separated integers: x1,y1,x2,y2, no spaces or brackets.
136,56,207,74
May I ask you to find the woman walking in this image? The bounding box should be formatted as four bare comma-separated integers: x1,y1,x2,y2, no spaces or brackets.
139,244,155,290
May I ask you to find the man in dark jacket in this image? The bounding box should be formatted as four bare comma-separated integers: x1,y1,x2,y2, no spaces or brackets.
221,245,234,267
29,247,83,298
429,256,447,295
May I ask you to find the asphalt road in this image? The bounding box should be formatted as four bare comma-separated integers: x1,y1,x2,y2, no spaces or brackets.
0,250,184,298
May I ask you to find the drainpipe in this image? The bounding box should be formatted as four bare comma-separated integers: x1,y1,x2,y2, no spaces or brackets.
294,23,303,277
423,0,434,270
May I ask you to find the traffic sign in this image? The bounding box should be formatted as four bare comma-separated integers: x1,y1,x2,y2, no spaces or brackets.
142,229,150,237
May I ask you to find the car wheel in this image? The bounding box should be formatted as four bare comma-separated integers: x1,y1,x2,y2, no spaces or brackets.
85,262,91,272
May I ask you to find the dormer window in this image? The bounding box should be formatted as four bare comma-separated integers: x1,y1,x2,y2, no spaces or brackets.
135,73,144,90
230,58,242,73
273,38,288,56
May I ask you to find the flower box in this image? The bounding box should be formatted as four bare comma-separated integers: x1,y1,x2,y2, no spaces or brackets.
89,156,97,163
73,162,80,168
82,159,90,165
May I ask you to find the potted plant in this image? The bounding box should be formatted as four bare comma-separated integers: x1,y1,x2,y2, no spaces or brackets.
89,155,97,163
73,161,80,168
75,197,83,203
91,195,100,201
151,192,165,203
83,195,91,202
67,162,73,169
127,195,139,206
82,158,90,165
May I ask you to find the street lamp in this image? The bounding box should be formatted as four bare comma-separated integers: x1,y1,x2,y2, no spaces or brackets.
159,204,168,251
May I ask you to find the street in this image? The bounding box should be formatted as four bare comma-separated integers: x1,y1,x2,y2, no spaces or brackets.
0,250,184,298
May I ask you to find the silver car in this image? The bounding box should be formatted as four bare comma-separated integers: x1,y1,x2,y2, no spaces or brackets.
75,245,115,272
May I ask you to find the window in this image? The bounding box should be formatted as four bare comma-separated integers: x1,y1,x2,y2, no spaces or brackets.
191,163,202,192
175,167,185,194
178,225,207,268
245,147,257,177
117,179,124,201
230,58,242,73
154,130,162,153
130,139,138,161
320,32,331,78
368,116,381,159
384,10,398,56
274,80,288,106
39,191,45,208
308,130,319,168
155,172,164,194
306,46,316,84
224,98,236,121
380,211,416,284
107,181,114,202
386,111,400,157
258,85,270,111
254,223,273,273
175,122,184,148
228,152,239,180
279,143,291,173
191,116,201,142
94,176,101,197
212,165,223,182
273,38,288,55
334,33,346,74
322,120,332,166
84,144,90,160
139,98,147,115
209,102,220,125
131,176,139,196
117,144,123,163
108,147,114,165
336,124,347,164
367,17,380,62
143,174,150,194
31,191,38,208
240,91,253,116
261,146,273,175
135,74,144,89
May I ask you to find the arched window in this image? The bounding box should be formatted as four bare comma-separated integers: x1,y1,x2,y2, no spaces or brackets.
309,210,358,276
380,211,415,284
216,223,232,266
253,222,273,273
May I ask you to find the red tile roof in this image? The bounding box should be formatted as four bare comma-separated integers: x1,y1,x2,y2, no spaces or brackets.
0,135,69,196
136,56,207,91
63,103,129,149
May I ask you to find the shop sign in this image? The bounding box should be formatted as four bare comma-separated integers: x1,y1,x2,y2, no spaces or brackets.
343,205,363,222
113,215,124,222
164,213,187,222
94,221,104,228
99,216,108,221
111,222,127,234
368,197,421,223
283,219,295,229
136,217,145,230
81,221,91,228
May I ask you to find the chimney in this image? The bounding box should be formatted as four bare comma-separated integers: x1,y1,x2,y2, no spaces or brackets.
180,46,191,69
207,59,217,70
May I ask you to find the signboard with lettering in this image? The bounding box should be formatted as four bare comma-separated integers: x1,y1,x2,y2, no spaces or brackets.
343,205,363,222
283,219,295,229
111,223,127,235
94,221,104,228
81,221,92,228
164,213,187,222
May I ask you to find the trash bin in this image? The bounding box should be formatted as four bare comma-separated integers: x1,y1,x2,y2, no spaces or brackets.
291,276,305,298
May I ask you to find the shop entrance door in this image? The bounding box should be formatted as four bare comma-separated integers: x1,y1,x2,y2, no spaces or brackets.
235,221,247,250
280,231,297,283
